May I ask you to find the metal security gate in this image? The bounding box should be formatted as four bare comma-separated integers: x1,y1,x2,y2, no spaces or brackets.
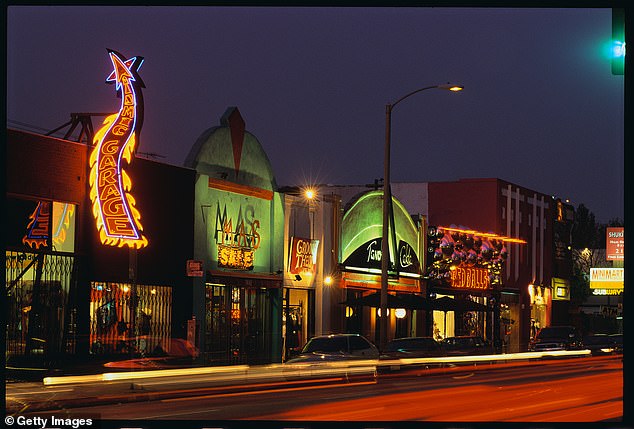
204,282,274,365
5,250,77,360
89,282,172,356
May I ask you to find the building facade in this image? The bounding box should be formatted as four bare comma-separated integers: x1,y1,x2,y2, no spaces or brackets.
185,107,285,365
391,178,571,352
6,128,195,365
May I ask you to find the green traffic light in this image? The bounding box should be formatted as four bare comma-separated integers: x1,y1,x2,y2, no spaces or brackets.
612,8,624,75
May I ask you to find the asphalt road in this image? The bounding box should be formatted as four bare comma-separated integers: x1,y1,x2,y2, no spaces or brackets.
6,355,623,423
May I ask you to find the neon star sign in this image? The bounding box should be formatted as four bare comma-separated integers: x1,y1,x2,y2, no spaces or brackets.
89,49,148,248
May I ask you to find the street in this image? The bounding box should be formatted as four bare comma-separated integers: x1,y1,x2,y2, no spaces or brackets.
6,355,622,423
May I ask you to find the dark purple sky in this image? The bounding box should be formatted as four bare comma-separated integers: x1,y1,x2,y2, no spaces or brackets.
7,6,624,223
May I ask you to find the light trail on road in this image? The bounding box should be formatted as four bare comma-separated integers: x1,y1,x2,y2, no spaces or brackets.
252,361,622,421
8,356,622,422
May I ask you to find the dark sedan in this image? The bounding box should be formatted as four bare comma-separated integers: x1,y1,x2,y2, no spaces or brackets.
583,333,618,356
610,333,623,354
377,337,447,379
442,336,492,356
381,336,447,359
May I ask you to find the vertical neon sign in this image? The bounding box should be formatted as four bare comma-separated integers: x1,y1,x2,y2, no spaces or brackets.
89,49,148,248
22,201,51,249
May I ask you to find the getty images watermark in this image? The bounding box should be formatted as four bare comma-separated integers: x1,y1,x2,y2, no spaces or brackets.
4,415,95,429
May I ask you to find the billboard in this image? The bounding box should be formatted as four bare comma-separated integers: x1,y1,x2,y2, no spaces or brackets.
606,227,624,261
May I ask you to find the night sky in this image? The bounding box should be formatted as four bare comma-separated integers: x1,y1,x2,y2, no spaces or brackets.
6,6,624,223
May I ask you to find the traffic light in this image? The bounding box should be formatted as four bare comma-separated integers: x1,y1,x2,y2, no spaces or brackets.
612,8,625,75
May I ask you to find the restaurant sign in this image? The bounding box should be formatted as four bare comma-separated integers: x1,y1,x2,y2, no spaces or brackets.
89,49,148,248
214,201,261,270
449,264,490,290
343,238,420,275
289,237,319,275
606,227,624,261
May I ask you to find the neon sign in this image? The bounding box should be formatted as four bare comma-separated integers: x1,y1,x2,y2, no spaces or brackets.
449,264,490,290
289,237,319,275
22,201,50,249
89,49,148,248
215,202,261,270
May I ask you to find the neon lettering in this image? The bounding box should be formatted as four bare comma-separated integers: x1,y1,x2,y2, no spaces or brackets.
89,50,148,248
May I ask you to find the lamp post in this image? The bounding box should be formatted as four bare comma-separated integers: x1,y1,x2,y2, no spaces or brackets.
379,83,463,351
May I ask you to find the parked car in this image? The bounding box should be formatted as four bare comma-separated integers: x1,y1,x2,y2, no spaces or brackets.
103,337,199,369
582,333,617,356
529,326,583,352
377,336,447,379
609,333,623,354
441,336,491,356
285,333,379,363
284,334,378,382
381,336,447,359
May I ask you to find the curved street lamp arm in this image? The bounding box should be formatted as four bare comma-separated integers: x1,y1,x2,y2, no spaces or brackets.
390,85,440,110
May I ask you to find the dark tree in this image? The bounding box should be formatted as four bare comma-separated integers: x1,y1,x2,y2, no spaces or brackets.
570,204,623,306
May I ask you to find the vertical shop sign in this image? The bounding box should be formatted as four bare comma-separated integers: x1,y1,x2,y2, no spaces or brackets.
606,227,624,261
22,201,51,249
89,49,148,248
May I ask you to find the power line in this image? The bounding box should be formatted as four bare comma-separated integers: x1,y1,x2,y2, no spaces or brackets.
7,119,65,137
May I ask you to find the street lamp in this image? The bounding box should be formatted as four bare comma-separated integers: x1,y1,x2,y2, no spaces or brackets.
379,83,463,351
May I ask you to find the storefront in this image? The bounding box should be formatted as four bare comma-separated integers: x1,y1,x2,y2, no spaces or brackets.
279,234,316,360
425,225,526,350
339,190,425,344
5,199,78,359
6,128,195,364
528,283,552,341
187,107,284,365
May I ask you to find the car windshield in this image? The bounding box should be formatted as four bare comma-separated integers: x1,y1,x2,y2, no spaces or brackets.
537,327,574,339
610,334,623,344
385,338,437,352
583,335,610,345
302,336,348,353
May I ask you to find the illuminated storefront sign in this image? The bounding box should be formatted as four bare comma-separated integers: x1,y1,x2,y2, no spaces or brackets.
341,191,421,279
606,227,624,261
426,225,526,288
449,264,490,290
89,49,148,248
214,201,261,270
590,267,624,290
551,277,570,301
22,202,76,250
289,237,319,275
528,283,550,306
22,201,50,249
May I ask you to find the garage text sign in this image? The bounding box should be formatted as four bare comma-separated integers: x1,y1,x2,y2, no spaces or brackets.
89,49,148,248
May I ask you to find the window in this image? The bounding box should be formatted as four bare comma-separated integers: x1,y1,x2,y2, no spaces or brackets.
349,335,371,351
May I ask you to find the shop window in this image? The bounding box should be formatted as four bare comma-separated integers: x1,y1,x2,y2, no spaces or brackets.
5,251,76,358
89,282,172,355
